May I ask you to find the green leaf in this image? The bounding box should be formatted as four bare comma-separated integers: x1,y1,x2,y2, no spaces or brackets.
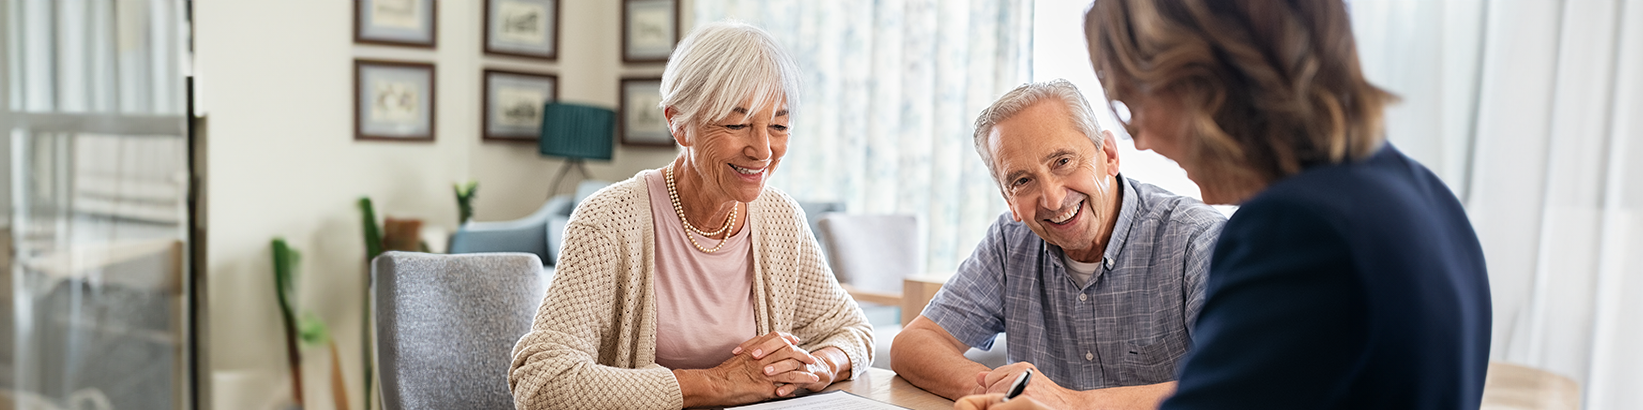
359,197,384,262
271,238,301,318
297,311,330,347
454,181,479,223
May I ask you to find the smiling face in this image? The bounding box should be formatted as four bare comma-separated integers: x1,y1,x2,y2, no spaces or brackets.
669,99,790,206
987,100,1121,261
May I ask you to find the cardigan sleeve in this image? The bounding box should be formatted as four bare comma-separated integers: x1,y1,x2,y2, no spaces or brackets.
774,201,875,380
791,260,874,380
508,219,683,410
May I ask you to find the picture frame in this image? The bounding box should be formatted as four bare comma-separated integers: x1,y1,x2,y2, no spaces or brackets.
355,60,436,142
622,0,679,63
619,77,672,147
482,69,559,142
485,0,560,60
355,0,438,48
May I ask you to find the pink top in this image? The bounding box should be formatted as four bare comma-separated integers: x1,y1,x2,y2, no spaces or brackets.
644,169,758,370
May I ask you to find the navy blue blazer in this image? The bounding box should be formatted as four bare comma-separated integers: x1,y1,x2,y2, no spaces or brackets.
1160,144,1491,409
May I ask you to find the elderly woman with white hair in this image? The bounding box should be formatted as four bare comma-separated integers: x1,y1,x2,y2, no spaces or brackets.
508,21,873,410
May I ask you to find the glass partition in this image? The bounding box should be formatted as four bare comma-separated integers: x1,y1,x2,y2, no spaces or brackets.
2,0,193,409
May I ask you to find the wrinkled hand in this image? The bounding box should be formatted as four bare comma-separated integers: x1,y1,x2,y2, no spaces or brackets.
953,393,1057,410
700,347,787,404
732,332,837,396
971,362,1071,408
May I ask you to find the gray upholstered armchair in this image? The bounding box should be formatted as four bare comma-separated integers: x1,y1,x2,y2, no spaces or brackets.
371,251,550,410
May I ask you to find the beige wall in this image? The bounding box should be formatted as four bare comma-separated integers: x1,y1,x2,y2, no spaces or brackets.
194,1,687,408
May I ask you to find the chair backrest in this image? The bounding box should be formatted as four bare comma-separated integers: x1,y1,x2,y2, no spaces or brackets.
447,198,563,264
817,214,921,294
372,251,548,410
796,201,846,258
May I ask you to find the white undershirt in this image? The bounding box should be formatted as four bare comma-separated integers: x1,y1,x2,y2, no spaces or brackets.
1061,253,1102,287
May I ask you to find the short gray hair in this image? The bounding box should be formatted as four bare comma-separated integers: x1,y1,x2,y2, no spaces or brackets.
659,21,802,135
972,79,1105,185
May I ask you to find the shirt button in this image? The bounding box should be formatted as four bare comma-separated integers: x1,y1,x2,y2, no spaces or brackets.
1085,352,1094,361
1103,257,1114,269
1078,293,1088,302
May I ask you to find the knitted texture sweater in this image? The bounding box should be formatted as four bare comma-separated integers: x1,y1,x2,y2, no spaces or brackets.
508,171,875,410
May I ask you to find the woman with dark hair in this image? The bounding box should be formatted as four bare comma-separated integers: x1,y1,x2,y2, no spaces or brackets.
959,1,1491,409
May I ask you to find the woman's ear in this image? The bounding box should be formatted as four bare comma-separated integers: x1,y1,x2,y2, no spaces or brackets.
664,106,691,147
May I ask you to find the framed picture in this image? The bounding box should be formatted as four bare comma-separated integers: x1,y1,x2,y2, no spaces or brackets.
355,60,436,142
622,0,679,63
619,77,672,147
485,0,559,60
355,0,438,48
482,69,559,142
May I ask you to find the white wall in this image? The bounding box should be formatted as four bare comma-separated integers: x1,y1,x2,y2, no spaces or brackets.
194,1,685,409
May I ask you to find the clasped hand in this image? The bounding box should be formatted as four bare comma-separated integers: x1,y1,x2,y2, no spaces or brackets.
705,331,835,402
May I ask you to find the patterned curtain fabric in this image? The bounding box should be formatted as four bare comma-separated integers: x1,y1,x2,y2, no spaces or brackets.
694,0,1034,273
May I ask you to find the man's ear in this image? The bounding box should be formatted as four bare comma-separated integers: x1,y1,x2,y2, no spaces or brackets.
664,107,690,147
1100,130,1121,177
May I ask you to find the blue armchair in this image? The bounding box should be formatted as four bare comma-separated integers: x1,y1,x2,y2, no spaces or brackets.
448,180,609,266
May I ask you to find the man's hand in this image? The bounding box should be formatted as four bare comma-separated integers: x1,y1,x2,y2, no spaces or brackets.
973,362,1074,409
954,393,1057,410
970,362,1178,410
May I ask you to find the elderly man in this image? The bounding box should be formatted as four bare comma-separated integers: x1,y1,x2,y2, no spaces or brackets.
892,80,1224,409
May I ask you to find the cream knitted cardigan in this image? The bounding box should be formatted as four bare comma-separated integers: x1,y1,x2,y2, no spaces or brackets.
508,171,874,410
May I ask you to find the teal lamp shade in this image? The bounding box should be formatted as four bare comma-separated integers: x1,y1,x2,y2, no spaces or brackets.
539,102,615,160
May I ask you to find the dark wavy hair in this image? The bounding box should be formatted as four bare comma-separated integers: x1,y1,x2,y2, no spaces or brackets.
1086,0,1398,200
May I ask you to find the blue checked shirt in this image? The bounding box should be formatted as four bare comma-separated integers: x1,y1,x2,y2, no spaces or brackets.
922,176,1225,390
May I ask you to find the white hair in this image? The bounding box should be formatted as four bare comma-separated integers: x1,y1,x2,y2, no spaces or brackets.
659,21,802,136
972,79,1106,186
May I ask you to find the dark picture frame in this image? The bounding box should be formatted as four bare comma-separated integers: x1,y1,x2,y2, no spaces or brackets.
355,0,438,48
621,0,679,63
484,0,560,60
619,77,672,147
355,59,437,142
482,69,559,143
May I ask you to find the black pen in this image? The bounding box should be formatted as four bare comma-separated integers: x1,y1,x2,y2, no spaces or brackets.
1001,369,1033,402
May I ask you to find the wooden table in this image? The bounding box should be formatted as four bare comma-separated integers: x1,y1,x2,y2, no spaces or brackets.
823,367,954,410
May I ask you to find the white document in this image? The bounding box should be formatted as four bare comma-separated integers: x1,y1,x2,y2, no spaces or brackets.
725,391,910,410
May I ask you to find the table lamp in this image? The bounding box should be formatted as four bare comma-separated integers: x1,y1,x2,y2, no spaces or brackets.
539,102,615,196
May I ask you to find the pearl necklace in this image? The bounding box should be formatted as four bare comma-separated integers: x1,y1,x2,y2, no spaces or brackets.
665,165,738,253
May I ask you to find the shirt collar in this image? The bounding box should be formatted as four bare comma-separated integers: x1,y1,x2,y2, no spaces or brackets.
1045,174,1140,283
1102,174,1140,268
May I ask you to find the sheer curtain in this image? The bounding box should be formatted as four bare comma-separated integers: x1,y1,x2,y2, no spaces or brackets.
1031,0,1202,203
1352,1,1643,409
693,0,1033,273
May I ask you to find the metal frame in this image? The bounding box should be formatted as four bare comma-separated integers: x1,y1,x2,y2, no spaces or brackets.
1,0,10,113
1,0,196,408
